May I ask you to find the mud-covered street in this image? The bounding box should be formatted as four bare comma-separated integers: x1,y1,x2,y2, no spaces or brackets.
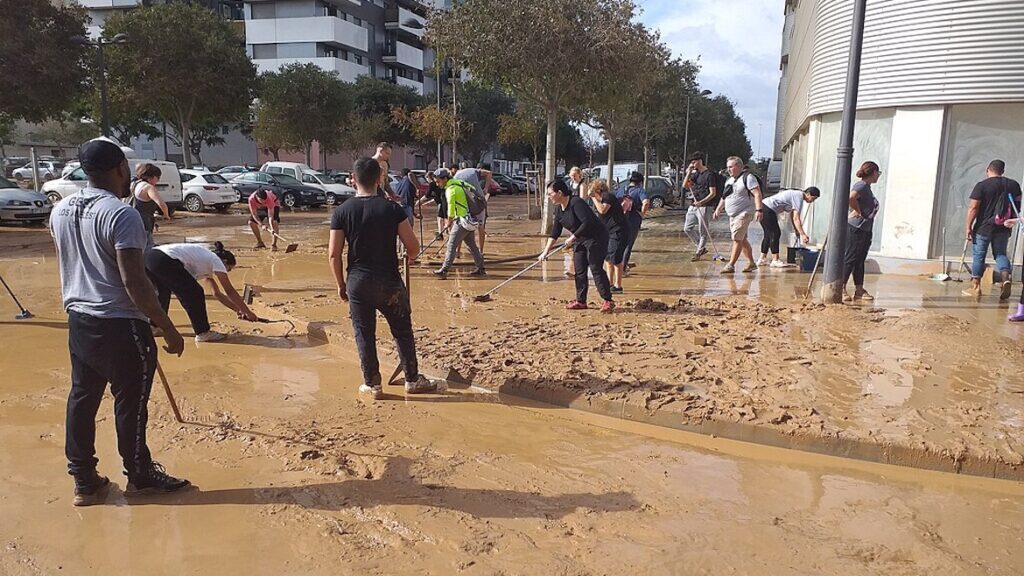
2,196,1023,575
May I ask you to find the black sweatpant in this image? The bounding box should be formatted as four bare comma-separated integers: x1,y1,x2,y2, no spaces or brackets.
843,225,872,287
66,311,156,478
622,217,642,270
346,271,418,386
145,249,211,335
573,236,614,303
760,208,782,255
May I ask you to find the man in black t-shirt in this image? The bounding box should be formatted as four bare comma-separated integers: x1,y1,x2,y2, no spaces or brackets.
682,152,718,261
963,159,1022,300
328,157,436,399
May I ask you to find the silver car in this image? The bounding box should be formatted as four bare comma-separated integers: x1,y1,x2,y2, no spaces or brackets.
0,176,51,225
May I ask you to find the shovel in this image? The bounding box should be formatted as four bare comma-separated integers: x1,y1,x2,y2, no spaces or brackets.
953,239,969,282
931,227,951,282
473,243,566,303
795,234,828,300
263,227,298,253
695,207,727,262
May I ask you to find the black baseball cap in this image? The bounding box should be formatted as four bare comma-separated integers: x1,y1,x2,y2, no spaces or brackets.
78,138,126,175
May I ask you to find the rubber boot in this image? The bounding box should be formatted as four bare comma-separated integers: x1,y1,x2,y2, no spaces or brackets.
1009,304,1024,322
961,278,982,298
999,271,1012,301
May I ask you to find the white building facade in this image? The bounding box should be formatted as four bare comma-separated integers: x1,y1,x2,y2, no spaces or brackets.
776,0,1024,264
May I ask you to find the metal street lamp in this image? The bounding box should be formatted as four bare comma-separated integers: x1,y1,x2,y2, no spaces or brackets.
71,33,129,139
821,0,868,304
682,89,712,174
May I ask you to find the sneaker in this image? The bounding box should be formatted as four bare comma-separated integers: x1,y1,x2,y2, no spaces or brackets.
358,384,384,400
565,301,588,310
843,290,854,302
756,256,768,266
405,374,438,394
195,330,226,343
691,247,708,262
469,268,487,277
741,263,758,273
853,288,874,301
720,263,735,274
600,300,615,314
254,242,267,250
1000,280,1012,301
769,260,787,268
433,232,444,241
125,462,190,494
72,471,110,507
432,269,448,280
611,286,624,293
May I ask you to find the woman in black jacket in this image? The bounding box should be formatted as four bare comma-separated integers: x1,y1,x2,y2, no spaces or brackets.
539,179,615,313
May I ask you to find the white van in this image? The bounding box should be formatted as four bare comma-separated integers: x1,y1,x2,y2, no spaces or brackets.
260,161,355,205
42,159,184,212
590,163,654,185
767,159,782,195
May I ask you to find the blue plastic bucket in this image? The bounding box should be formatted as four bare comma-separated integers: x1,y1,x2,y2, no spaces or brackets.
797,248,823,272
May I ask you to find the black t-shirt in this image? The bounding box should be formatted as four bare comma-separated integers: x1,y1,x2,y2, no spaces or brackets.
429,181,447,212
551,196,607,241
598,192,629,237
691,169,717,203
330,195,407,279
970,176,1022,237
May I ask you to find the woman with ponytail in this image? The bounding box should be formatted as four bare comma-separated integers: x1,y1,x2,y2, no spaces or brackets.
144,241,257,343
843,161,882,301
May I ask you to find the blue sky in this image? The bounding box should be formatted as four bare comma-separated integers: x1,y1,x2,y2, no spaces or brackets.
638,0,784,160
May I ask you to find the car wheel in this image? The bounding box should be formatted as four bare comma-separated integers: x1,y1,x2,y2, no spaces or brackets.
184,194,204,213
46,192,62,205
282,192,297,208
325,192,337,206
650,196,665,209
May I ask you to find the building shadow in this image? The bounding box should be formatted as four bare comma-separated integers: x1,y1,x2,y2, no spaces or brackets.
124,455,639,519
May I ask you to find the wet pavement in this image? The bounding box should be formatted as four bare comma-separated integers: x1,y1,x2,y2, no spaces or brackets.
1,198,1023,574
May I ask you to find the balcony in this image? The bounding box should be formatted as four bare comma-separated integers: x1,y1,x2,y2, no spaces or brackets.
382,40,424,70
385,6,426,39
253,57,369,82
246,16,368,52
78,0,138,8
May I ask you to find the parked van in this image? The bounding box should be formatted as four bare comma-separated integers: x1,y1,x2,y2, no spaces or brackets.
590,163,658,185
260,161,357,205
42,159,184,212
767,159,782,195
260,161,314,180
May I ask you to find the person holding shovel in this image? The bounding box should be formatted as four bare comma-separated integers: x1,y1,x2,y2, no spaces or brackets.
539,178,615,313
248,188,281,250
329,157,435,400
145,241,258,343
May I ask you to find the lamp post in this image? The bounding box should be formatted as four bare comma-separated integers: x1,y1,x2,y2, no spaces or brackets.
71,33,129,139
682,89,712,175
821,0,868,304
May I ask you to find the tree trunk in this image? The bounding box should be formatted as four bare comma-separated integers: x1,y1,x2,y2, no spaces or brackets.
305,142,312,166
642,145,650,182
180,118,193,169
542,107,558,233
605,136,615,188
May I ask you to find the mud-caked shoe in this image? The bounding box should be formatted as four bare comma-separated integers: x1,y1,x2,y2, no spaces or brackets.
72,470,110,507
432,269,448,280
1000,280,1012,301
720,263,735,274
565,301,588,310
741,262,758,273
600,300,615,314
358,384,384,400
469,268,487,277
126,462,190,495
961,279,982,298
195,330,226,343
405,375,438,394
853,288,874,301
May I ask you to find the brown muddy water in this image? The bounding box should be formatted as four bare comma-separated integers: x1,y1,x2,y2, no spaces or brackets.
1,199,1022,575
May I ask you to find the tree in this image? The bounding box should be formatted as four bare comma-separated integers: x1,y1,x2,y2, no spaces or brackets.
456,81,515,164
348,76,423,147
431,0,636,230
392,104,464,169
102,3,256,167
254,63,351,165
253,104,296,161
27,116,99,152
631,58,699,180
497,106,545,169
0,0,88,124
338,114,393,161
684,95,753,170
167,120,227,167
556,121,586,171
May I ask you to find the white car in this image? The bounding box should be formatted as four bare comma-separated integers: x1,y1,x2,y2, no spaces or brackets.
180,169,239,213
297,172,355,206
216,165,252,181
43,159,183,212
13,160,65,181
61,161,81,178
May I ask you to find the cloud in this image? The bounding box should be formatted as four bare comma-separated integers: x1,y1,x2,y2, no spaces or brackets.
639,0,783,159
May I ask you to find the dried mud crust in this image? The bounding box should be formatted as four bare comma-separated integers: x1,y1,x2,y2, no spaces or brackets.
418,296,1024,477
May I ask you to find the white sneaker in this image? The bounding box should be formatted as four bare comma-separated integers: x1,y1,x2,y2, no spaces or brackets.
756,256,768,266
720,263,735,274
769,259,786,268
405,375,438,394
195,330,226,343
358,384,384,400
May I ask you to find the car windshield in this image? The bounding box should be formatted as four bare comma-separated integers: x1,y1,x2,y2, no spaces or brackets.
203,174,229,184
274,174,302,186
0,176,17,188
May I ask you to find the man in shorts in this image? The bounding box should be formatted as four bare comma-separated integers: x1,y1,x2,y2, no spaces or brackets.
248,188,281,250
714,156,763,273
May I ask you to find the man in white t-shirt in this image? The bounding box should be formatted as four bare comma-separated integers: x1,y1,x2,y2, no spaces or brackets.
714,156,763,273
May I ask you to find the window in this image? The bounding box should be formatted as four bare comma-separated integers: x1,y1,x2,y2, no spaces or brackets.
68,168,87,182
203,174,229,184
181,173,197,183
253,44,277,60
266,166,282,174
354,54,363,65
322,3,336,17
256,173,272,183
302,174,317,184
251,2,275,19
324,46,339,59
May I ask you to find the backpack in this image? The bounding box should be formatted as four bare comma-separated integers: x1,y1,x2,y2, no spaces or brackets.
724,171,762,198
449,178,487,217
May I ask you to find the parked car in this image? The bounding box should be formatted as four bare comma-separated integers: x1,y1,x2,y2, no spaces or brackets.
260,161,315,181
0,176,51,225
13,160,65,182
180,169,239,213
766,159,782,195
216,165,252,181
61,161,80,178
42,159,184,212
612,176,678,209
511,175,538,194
230,171,325,208
297,171,355,206
3,157,29,178
491,173,522,195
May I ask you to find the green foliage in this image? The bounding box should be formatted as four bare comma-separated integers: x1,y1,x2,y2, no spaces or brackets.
348,76,423,147
102,3,256,167
0,0,88,123
455,81,515,164
26,116,100,151
254,63,351,163
684,95,753,170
